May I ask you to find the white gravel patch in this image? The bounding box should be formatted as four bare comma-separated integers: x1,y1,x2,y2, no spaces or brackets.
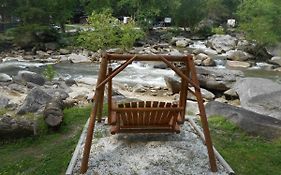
72,122,228,175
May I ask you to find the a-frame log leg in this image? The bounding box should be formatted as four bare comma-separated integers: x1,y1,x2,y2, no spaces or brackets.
178,60,190,123
187,56,218,172
107,67,113,124
97,56,108,122
80,56,108,173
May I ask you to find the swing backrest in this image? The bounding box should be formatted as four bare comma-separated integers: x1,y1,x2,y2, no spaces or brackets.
109,101,184,134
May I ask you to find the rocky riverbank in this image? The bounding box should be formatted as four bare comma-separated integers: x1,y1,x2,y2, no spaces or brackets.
1,32,281,139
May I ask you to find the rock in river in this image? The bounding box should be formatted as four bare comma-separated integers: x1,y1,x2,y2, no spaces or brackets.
233,78,281,120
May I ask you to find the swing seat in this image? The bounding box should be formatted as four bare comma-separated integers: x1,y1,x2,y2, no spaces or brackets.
109,101,184,134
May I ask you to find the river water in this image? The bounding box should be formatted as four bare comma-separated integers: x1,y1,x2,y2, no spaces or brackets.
1,59,281,86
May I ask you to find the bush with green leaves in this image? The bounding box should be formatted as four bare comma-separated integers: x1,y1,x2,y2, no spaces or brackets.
6,24,60,49
43,64,57,81
212,26,225,35
77,10,144,51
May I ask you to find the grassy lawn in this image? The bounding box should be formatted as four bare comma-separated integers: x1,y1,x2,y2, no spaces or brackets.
0,106,92,175
208,116,281,175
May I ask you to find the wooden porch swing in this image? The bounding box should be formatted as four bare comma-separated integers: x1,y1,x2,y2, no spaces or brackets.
80,53,218,173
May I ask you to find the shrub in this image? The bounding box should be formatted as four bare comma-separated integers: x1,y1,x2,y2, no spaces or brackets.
6,24,60,49
77,10,144,51
43,64,57,81
212,26,225,35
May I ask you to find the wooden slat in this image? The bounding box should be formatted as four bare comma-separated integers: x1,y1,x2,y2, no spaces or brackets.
118,104,127,126
144,101,151,125
171,104,179,128
131,102,138,125
161,103,172,124
125,103,133,125
138,101,145,125
155,102,165,124
150,101,159,125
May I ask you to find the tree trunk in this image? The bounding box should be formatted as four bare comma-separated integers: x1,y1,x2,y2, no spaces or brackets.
43,98,64,128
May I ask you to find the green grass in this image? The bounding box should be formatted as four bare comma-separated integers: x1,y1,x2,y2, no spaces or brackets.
0,106,92,175
209,116,281,175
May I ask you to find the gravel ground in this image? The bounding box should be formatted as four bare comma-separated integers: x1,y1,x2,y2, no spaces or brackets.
72,121,229,175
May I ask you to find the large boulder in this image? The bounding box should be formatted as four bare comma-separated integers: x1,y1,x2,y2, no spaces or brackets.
0,73,12,82
205,101,281,140
194,53,215,66
170,37,192,46
69,53,91,63
17,70,46,86
234,78,281,120
17,87,52,115
164,76,181,94
237,42,272,61
207,34,237,53
0,114,35,139
196,67,244,91
225,50,253,61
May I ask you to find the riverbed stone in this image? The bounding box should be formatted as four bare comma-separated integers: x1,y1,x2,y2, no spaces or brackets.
170,37,192,46
17,87,52,115
207,34,237,53
269,56,281,66
164,76,181,94
225,50,253,61
0,73,12,82
206,101,281,140
17,70,46,86
196,66,244,91
69,53,91,63
226,60,251,69
0,114,36,139
187,87,215,101
0,96,10,108
59,48,71,55
234,78,281,120
224,88,238,99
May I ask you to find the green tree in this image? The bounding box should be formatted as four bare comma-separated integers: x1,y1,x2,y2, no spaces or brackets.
237,0,281,45
173,0,206,31
77,10,144,51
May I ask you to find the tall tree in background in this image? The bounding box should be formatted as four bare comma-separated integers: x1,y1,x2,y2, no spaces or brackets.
237,0,281,45
173,0,206,31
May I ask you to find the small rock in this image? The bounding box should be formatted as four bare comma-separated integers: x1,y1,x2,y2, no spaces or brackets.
225,50,253,61
65,79,78,87
0,96,10,108
274,67,281,72
17,70,46,86
133,84,147,93
269,56,281,66
69,53,91,63
226,60,251,68
164,76,181,94
0,73,12,82
224,88,238,99
187,87,215,101
59,48,70,55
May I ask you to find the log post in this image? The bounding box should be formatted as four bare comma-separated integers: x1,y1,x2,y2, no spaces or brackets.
187,56,218,172
107,67,113,124
80,56,108,173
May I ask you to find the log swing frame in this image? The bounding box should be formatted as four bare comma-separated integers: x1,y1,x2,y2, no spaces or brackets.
80,53,218,173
